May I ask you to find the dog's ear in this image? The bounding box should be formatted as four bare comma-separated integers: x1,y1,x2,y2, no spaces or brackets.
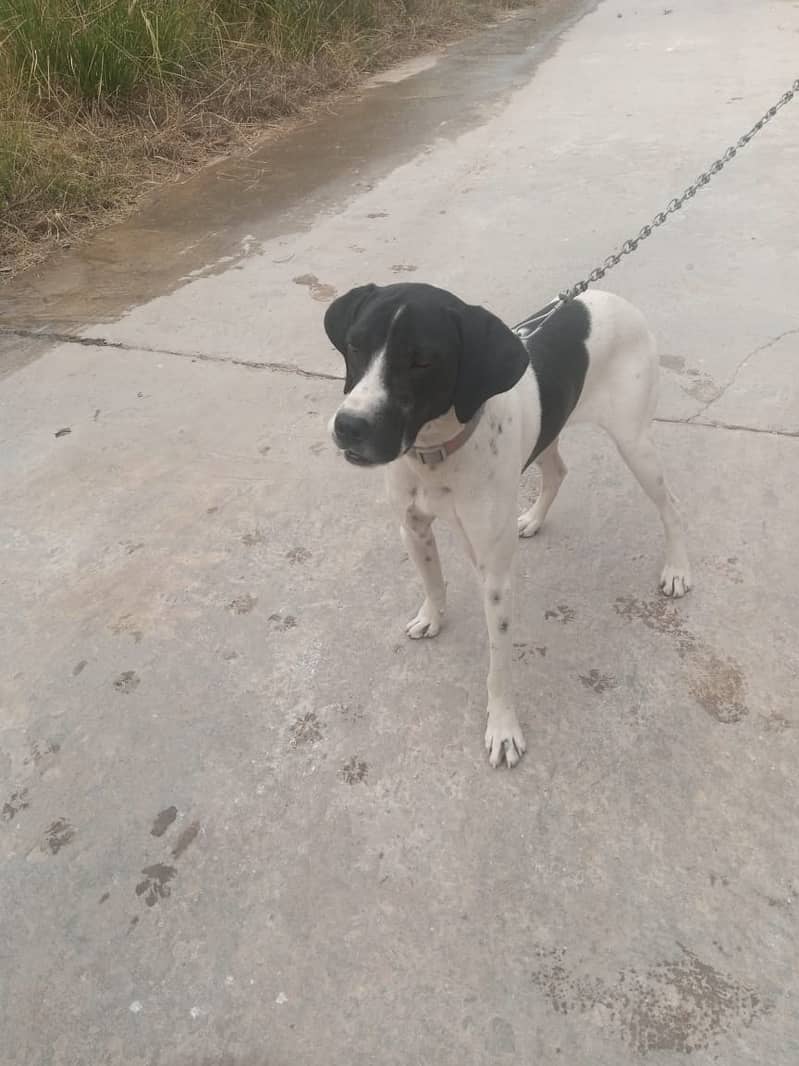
452,304,529,423
324,284,377,355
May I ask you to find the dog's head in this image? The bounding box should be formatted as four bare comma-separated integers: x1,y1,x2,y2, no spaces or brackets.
324,282,528,467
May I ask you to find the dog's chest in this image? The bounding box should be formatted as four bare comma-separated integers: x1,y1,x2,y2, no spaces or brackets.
412,480,458,521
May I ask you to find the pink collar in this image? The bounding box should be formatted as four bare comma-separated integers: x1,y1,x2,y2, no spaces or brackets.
407,407,484,466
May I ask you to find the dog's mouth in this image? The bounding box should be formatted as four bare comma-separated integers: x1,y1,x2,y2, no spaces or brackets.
343,450,378,467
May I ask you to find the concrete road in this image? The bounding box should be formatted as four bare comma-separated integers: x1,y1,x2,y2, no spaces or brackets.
1,1,798,1063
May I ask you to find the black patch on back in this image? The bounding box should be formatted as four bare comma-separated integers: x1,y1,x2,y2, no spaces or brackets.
516,300,591,466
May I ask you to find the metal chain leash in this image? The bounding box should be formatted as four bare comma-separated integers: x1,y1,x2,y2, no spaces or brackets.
558,77,799,304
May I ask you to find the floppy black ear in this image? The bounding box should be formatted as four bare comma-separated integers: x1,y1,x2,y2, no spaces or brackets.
452,304,529,423
323,284,377,355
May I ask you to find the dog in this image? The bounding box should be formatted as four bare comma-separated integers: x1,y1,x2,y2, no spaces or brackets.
324,282,691,768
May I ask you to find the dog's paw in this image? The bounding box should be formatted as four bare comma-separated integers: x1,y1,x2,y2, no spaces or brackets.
405,600,443,639
660,563,692,599
485,708,526,769
517,507,542,539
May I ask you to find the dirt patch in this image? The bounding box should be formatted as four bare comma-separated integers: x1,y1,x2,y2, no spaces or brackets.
613,597,750,723
688,651,748,724
532,944,771,1055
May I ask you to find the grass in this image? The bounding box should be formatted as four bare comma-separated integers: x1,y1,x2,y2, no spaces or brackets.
0,0,516,274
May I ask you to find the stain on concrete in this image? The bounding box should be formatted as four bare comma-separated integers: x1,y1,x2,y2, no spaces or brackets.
25,738,61,765
293,273,337,302
54,427,71,438
579,669,617,694
681,371,722,404
391,264,418,273
513,643,548,663
171,820,200,859
709,555,744,585
659,353,685,371
531,944,770,1055
614,596,690,645
340,756,368,784
124,541,145,555
763,883,796,912
289,711,323,747
759,709,793,734
72,660,88,676
228,593,257,615
286,546,312,564
135,863,176,906
268,612,297,631
99,892,110,904
614,597,750,722
44,818,76,854
151,806,178,837
689,651,748,724
2,788,30,822
241,529,266,547
113,670,140,693
110,613,144,643
545,604,575,624
367,211,389,219
486,1016,516,1054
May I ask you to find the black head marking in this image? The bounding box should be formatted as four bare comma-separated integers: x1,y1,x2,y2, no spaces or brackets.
327,282,527,466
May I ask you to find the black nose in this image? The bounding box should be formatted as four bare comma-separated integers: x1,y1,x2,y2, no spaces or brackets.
334,410,370,448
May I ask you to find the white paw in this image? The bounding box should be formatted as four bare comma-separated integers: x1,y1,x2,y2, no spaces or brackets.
405,600,444,639
660,564,692,599
485,709,526,768
517,510,542,538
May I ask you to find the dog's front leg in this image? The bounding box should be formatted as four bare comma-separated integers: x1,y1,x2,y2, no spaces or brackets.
400,509,446,638
473,518,526,768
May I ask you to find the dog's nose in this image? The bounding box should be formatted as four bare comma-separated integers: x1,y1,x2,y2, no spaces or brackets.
334,410,370,448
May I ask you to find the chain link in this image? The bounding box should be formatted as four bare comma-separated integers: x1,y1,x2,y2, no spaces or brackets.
559,77,799,303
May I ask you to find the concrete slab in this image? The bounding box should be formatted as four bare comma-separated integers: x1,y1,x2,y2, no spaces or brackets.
2,339,798,1065
1,1,799,1064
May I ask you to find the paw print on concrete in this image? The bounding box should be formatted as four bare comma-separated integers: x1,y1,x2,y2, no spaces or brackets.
135,863,177,906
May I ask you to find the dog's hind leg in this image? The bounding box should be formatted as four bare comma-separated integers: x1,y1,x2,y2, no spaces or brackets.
518,438,567,538
610,431,692,598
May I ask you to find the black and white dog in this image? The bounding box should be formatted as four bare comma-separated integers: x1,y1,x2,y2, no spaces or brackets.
325,283,691,768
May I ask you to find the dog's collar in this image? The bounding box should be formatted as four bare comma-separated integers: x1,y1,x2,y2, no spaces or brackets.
407,407,484,466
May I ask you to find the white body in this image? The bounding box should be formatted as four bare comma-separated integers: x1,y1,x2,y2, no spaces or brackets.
379,290,691,767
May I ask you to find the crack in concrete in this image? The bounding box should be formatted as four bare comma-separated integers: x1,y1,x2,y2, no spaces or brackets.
3,326,797,440
0,326,345,383
688,327,799,422
655,415,799,440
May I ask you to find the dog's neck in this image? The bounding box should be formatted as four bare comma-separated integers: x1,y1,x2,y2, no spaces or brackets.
412,408,467,448
406,406,484,467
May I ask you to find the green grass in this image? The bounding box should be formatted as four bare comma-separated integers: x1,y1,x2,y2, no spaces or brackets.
2,0,227,100
1,0,516,272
